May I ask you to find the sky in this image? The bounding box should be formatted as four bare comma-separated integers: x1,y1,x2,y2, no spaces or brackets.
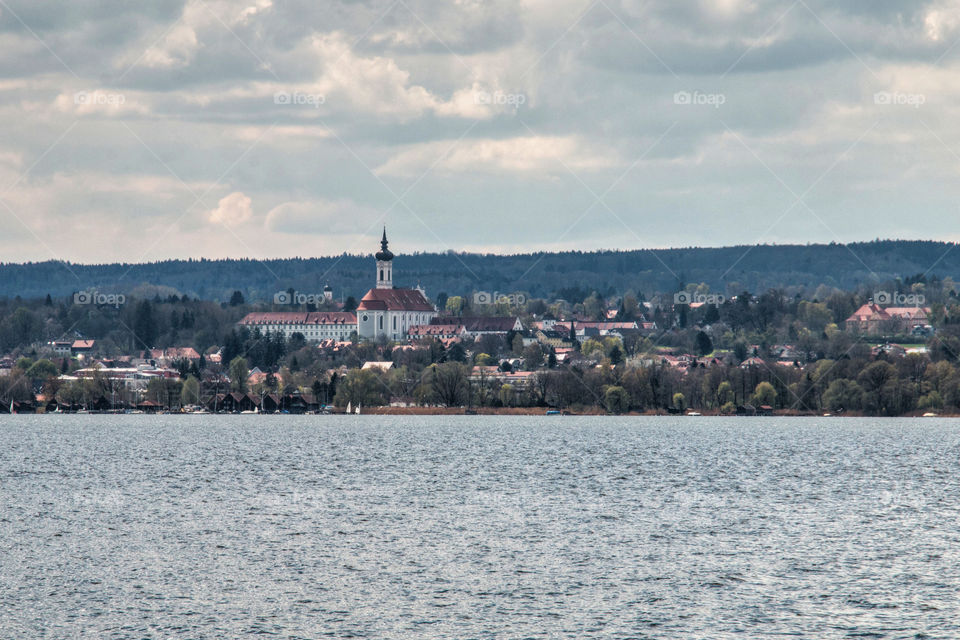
1,0,959,263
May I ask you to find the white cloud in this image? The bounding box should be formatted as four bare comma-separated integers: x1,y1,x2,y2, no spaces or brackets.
54,89,147,116
376,135,618,176
208,191,253,225
265,198,381,234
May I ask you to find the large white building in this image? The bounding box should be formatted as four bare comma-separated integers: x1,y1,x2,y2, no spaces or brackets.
357,229,436,341
238,311,357,342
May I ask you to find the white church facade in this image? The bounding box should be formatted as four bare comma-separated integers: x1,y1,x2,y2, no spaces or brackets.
356,229,436,341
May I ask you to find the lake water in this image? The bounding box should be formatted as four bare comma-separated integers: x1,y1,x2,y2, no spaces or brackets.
1,416,959,639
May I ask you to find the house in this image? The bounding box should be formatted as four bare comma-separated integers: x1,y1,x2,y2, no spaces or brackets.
535,330,575,348
49,341,72,356
247,368,280,388
845,303,931,335
361,361,394,371
208,392,256,413
408,324,466,340
468,366,536,389
150,347,201,365
739,356,766,369
71,340,96,355
872,343,907,358
356,229,437,341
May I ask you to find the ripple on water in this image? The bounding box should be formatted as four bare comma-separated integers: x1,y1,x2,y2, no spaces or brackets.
0,415,959,639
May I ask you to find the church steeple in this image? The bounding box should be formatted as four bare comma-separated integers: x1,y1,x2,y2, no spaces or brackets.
375,227,394,289
375,227,394,262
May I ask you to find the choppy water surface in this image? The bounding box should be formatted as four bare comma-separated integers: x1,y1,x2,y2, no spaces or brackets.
1,416,959,639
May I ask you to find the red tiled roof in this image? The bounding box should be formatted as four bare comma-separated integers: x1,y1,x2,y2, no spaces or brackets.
356,288,434,312
408,324,464,336
885,307,930,319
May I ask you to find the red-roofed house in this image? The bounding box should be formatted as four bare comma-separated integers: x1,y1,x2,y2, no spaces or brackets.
72,340,96,354
408,324,466,340
845,303,931,335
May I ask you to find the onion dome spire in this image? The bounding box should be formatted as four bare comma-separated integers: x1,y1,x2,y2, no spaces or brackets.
375,226,394,261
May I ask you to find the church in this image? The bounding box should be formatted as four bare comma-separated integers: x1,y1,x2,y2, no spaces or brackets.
356,229,436,341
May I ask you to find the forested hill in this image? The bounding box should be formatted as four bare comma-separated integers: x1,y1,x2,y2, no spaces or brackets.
1,240,957,302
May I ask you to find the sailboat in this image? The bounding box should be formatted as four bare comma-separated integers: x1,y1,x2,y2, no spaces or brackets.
355,404,361,415
346,401,352,415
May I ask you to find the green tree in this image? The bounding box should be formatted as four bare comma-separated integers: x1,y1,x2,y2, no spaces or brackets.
751,381,777,406
672,392,686,411
716,381,734,406
25,359,58,381
133,300,158,349
334,368,385,407
181,375,201,405
695,331,713,356
823,379,865,412
429,362,471,406
499,383,515,407
523,344,543,370
605,385,630,414
229,356,249,392
445,296,465,315
917,391,944,411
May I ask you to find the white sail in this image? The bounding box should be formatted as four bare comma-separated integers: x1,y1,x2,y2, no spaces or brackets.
346,401,352,414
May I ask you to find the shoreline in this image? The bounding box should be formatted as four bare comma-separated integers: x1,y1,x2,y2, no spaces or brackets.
5,408,960,417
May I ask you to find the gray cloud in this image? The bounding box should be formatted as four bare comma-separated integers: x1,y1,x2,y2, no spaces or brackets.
1,0,959,264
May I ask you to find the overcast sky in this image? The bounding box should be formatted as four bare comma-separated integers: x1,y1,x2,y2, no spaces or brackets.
0,0,959,263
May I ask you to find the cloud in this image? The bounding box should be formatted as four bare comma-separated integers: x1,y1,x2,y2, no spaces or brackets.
265,198,381,234
376,136,619,176
208,191,253,224
4,0,960,264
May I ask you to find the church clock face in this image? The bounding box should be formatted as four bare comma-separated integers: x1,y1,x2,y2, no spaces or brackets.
362,314,368,322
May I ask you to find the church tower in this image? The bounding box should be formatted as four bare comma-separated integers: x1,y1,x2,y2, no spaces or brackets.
375,227,394,289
